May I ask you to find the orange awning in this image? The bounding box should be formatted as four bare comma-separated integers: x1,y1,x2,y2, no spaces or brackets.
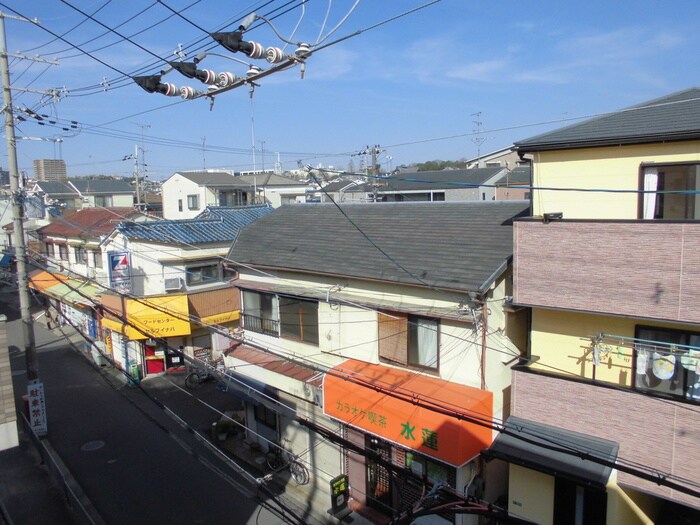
27,269,69,292
324,359,493,466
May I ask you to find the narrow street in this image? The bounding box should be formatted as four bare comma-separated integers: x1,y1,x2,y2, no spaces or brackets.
3,291,314,525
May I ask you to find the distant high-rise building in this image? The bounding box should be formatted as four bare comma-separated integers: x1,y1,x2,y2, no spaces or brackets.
33,159,67,182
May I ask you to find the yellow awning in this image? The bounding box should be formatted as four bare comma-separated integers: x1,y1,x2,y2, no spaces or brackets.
101,295,191,340
198,310,240,326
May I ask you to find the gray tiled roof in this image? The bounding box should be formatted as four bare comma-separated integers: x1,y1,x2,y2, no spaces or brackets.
117,205,272,245
226,201,529,293
495,166,531,186
175,171,237,185
515,87,700,151
32,181,76,196
70,179,134,194
378,167,505,191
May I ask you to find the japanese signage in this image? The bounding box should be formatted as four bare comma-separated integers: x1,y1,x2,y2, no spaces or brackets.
108,252,132,293
27,381,47,436
329,474,350,517
323,359,493,466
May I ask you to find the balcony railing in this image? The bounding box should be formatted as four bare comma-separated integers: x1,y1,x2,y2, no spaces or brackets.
241,313,279,337
594,333,700,403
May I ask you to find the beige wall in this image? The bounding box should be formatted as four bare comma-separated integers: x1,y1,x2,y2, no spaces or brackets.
0,317,19,451
508,464,555,525
531,140,700,218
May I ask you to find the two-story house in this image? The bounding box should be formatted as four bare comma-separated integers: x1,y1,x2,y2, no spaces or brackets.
97,205,273,378
162,171,309,219
28,179,136,217
489,88,700,524
222,201,530,523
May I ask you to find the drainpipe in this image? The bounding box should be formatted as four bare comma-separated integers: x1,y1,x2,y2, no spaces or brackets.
480,298,488,391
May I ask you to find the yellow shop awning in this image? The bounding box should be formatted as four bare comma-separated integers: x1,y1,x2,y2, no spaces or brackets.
101,295,191,340
198,310,240,326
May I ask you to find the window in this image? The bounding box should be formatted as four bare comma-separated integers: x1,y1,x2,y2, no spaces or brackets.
241,290,319,344
242,290,279,336
186,263,219,286
178,199,183,212
553,478,607,525
254,404,277,430
641,164,700,219
94,195,113,207
92,250,102,269
634,326,700,402
45,243,55,258
58,244,69,260
379,312,439,371
279,297,319,345
187,194,200,210
74,246,88,265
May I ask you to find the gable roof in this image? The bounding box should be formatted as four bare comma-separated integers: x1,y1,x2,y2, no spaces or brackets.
495,166,531,186
378,167,506,192
69,179,134,194
174,171,237,185
226,201,529,293
32,181,77,196
116,205,272,245
38,207,140,239
515,87,700,152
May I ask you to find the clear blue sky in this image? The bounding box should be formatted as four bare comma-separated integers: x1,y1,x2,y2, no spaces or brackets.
2,0,699,180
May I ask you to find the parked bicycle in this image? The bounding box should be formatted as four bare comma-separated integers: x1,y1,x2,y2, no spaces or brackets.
184,357,226,390
265,446,310,485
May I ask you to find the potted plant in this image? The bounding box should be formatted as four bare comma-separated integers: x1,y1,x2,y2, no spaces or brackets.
215,418,235,441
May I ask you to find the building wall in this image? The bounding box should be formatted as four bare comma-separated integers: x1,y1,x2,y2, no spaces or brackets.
508,464,555,525
511,369,700,510
161,174,204,219
531,140,700,218
0,316,19,451
33,159,67,182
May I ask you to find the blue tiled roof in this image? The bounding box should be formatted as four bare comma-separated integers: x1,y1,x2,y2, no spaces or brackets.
117,205,272,244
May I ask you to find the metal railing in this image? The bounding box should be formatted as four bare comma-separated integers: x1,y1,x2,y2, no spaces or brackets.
241,313,279,337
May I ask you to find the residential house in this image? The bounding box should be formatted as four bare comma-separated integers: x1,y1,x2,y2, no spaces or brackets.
30,208,145,356
28,179,136,216
320,167,510,203
464,146,522,169
494,165,531,201
491,87,700,524
162,171,309,219
98,205,273,378
223,201,530,523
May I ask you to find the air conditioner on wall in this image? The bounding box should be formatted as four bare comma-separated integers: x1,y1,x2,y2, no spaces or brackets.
164,277,184,291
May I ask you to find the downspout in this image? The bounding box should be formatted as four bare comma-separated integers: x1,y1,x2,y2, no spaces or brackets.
481,297,488,390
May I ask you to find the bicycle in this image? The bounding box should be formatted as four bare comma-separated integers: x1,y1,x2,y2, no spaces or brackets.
184,365,212,389
265,446,310,485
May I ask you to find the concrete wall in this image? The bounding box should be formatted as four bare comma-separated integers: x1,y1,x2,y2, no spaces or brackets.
0,315,19,451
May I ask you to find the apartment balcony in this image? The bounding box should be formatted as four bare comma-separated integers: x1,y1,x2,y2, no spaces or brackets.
513,219,700,325
510,367,700,510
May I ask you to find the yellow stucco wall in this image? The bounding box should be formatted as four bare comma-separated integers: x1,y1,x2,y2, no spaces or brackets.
508,464,554,525
531,140,700,218
530,308,700,387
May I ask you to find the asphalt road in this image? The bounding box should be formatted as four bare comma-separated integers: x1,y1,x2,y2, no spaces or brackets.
2,289,304,525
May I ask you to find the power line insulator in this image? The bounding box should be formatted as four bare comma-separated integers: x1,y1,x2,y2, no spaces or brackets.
295,43,311,58
265,47,291,64
133,75,179,96
246,65,262,78
180,86,200,99
246,41,265,60
218,71,243,87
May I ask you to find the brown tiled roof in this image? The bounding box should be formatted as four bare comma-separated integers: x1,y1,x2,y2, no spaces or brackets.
225,343,323,386
38,207,139,239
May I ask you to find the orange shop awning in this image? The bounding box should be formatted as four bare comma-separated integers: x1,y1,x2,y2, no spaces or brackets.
28,269,69,292
323,359,493,466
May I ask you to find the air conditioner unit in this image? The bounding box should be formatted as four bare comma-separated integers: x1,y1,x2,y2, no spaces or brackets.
164,277,184,291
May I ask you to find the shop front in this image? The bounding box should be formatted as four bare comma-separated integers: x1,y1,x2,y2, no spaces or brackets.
324,359,494,522
100,293,191,378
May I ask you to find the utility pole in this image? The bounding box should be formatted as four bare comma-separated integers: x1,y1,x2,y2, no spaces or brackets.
471,112,487,167
133,144,141,209
0,13,39,381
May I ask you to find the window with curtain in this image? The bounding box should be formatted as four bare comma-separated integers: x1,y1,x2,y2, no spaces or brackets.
187,194,200,210
641,164,700,219
379,312,439,371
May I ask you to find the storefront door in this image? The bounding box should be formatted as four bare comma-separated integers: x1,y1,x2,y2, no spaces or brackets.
366,436,393,514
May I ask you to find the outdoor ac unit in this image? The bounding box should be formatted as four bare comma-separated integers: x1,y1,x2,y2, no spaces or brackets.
164,277,184,291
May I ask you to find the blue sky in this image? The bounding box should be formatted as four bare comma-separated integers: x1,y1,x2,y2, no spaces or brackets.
2,0,700,180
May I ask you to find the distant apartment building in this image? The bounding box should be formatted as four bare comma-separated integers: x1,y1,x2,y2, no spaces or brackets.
33,159,67,182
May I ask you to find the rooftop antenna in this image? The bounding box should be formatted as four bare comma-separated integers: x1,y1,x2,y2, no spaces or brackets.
471,112,487,167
